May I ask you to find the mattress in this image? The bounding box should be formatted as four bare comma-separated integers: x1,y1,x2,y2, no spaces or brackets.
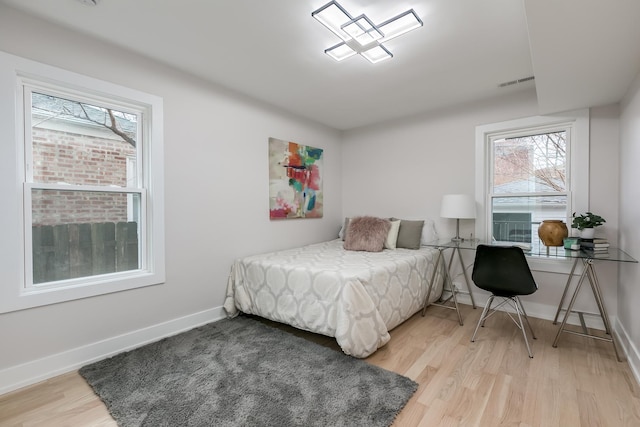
223,239,443,357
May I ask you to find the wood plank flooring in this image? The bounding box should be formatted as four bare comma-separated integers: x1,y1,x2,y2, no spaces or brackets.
1,304,639,426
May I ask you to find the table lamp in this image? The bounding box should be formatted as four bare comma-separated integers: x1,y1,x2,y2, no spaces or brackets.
440,194,476,242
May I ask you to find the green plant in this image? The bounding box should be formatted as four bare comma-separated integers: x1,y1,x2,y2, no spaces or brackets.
571,212,606,230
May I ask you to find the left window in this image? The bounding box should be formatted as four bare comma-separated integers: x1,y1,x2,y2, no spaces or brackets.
0,51,164,313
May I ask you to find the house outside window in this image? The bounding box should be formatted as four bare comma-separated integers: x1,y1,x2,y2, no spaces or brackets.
0,50,165,313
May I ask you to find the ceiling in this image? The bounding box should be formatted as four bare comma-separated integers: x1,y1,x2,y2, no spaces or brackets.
2,0,639,130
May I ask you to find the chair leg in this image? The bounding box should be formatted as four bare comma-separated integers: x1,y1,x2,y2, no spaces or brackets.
481,296,494,327
513,297,534,358
515,296,536,340
471,295,494,342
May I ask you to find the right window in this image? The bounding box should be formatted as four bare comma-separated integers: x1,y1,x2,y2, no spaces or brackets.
475,110,589,266
489,126,569,251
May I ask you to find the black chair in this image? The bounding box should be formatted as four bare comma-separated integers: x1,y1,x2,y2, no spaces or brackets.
470,244,538,358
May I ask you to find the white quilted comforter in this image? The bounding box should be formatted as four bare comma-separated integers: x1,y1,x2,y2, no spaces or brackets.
223,239,443,358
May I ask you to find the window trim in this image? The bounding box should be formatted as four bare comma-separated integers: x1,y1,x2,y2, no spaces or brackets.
475,110,589,273
0,50,165,313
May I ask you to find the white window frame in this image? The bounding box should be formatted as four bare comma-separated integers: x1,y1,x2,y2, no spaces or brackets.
0,50,165,313
475,110,589,273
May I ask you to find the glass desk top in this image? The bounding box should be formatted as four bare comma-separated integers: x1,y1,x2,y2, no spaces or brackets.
422,238,638,263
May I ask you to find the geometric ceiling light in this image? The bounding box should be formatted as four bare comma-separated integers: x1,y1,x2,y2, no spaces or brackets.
312,1,423,64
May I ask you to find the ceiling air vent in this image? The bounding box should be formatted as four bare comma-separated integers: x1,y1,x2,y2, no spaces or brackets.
498,76,535,88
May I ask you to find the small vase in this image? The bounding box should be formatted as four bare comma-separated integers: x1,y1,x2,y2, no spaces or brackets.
538,220,568,247
580,228,595,239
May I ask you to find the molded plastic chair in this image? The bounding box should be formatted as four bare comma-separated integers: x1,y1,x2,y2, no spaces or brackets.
471,244,538,358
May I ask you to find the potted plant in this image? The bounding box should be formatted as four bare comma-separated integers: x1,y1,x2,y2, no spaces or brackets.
571,212,606,238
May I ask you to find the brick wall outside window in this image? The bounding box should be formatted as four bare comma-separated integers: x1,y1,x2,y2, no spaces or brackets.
31,128,135,226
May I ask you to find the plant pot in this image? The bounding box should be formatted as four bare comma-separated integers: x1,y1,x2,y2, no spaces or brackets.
538,220,568,247
580,228,595,239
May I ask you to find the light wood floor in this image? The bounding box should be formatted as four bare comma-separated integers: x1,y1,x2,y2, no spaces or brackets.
2,304,640,426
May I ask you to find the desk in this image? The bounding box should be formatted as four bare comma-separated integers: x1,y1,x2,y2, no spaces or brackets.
421,239,638,361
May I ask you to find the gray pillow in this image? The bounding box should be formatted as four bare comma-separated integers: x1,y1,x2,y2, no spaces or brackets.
395,219,425,249
344,216,391,252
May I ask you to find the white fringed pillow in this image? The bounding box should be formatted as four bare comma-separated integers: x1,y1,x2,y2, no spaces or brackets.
344,216,391,252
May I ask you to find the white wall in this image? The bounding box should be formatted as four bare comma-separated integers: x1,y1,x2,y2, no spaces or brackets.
342,89,538,228
0,6,342,393
342,89,622,333
619,71,640,380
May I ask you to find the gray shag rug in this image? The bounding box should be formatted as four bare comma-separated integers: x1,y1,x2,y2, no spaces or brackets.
79,316,417,426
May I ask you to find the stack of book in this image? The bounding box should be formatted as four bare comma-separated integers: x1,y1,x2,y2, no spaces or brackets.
580,237,610,253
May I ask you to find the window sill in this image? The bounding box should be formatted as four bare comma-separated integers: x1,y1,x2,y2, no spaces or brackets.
0,270,165,314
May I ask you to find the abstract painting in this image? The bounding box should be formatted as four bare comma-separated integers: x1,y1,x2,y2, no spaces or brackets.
269,137,323,219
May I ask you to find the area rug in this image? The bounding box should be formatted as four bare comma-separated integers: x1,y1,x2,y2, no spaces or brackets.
79,316,417,426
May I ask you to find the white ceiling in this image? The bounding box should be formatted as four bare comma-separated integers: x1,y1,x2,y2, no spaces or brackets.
2,0,639,130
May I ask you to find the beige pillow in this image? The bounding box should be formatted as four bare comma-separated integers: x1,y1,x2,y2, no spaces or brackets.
344,216,391,252
384,220,401,249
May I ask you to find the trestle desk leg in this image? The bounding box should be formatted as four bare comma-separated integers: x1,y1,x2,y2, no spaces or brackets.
422,249,444,316
456,247,476,308
585,260,623,361
553,257,579,324
553,266,588,348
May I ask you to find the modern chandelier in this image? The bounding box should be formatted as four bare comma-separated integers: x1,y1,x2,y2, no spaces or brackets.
312,1,423,63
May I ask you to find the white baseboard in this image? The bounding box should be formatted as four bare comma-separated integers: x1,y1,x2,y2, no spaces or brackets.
4,301,638,397
614,319,640,386
452,287,609,330
0,306,225,396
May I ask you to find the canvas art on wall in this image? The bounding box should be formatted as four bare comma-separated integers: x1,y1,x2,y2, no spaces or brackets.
269,137,323,219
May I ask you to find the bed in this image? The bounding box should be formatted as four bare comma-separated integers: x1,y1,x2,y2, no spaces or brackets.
223,236,443,358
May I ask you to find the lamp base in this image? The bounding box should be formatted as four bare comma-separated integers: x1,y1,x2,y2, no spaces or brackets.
451,219,464,242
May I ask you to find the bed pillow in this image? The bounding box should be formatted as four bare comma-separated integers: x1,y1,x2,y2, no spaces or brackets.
420,218,439,245
344,216,391,252
394,219,425,249
384,219,402,249
338,217,351,240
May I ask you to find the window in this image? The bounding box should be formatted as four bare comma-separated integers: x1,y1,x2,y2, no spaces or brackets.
475,111,589,271
490,127,570,250
27,89,145,286
0,51,164,313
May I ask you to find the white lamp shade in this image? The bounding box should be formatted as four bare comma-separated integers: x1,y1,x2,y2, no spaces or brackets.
440,194,476,219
